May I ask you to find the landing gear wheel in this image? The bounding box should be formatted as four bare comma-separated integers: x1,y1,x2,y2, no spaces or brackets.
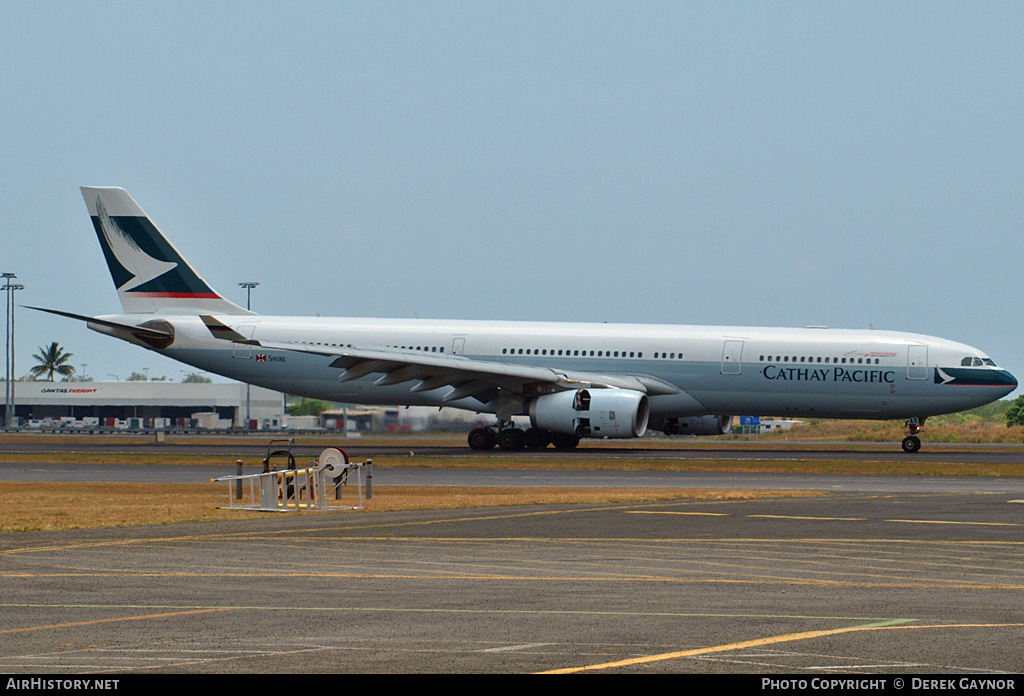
497,428,526,451
551,432,580,450
468,427,497,450
901,436,921,453
524,427,552,449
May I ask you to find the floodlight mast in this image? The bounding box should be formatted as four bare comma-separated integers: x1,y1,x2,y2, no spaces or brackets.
2,274,23,427
239,282,259,427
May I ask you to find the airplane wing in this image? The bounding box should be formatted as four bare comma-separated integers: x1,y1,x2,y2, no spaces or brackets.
200,316,680,404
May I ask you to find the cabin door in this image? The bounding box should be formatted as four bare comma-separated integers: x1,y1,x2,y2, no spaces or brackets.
232,325,255,359
907,345,929,380
721,340,744,375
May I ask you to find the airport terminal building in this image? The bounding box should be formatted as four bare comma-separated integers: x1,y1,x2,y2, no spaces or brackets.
5,381,286,430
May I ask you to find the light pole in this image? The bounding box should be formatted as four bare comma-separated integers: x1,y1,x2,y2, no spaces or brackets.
11,285,23,426
239,282,259,312
239,282,259,429
3,274,10,428
2,275,22,428
3,274,15,427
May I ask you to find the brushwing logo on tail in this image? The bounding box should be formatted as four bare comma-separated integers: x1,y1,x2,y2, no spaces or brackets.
95,197,177,292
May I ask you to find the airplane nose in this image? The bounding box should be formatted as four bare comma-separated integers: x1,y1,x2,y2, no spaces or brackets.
999,370,1015,397
995,369,1017,397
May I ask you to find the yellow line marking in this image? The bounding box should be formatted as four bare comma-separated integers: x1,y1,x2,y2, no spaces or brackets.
0,607,233,635
7,531,1024,556
538,621,1024,674
4,571,1022,589
0,505,660,556
0,604,902,622
625,511,730,516
887,519,1021,527
748,515,866,521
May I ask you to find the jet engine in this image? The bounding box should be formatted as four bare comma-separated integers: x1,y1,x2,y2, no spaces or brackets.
530,388,649,439
658,414,733,436
85,317,176,350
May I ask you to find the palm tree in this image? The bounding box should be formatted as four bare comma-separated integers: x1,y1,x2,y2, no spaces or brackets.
30,342,76,381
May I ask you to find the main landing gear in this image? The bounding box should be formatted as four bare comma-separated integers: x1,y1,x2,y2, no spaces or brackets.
467,423,580,451
901,417,924,453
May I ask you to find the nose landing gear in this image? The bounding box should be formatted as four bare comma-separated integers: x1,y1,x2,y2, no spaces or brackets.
901,417,924,453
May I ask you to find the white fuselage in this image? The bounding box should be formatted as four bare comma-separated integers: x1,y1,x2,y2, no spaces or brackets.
93,313,1018,423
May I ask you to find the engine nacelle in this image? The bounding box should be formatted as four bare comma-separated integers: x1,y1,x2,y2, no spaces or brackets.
530,388,649,439
659,415,733,436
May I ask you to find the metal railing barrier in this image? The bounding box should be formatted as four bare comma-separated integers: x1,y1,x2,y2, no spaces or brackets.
213,446,372,512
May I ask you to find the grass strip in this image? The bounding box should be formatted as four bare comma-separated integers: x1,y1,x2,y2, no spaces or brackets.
0,481,813,532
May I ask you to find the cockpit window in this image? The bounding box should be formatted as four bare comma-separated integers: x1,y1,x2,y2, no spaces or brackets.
961,357,973,366
983,358,996,366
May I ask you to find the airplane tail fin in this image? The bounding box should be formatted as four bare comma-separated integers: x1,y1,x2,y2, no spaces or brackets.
81,187,252,316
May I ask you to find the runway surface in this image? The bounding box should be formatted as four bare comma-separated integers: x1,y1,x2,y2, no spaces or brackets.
2,491,1024,674
5,461,1024,497
3,436,1024,465
2,439,1023,674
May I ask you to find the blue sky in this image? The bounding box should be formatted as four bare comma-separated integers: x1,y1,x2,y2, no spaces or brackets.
2,2,1022,395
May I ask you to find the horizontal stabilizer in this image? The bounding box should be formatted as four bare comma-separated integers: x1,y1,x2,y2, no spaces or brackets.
27,306,173,340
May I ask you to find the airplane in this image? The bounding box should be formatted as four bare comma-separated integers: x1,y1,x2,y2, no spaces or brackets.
32,186,1017,453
